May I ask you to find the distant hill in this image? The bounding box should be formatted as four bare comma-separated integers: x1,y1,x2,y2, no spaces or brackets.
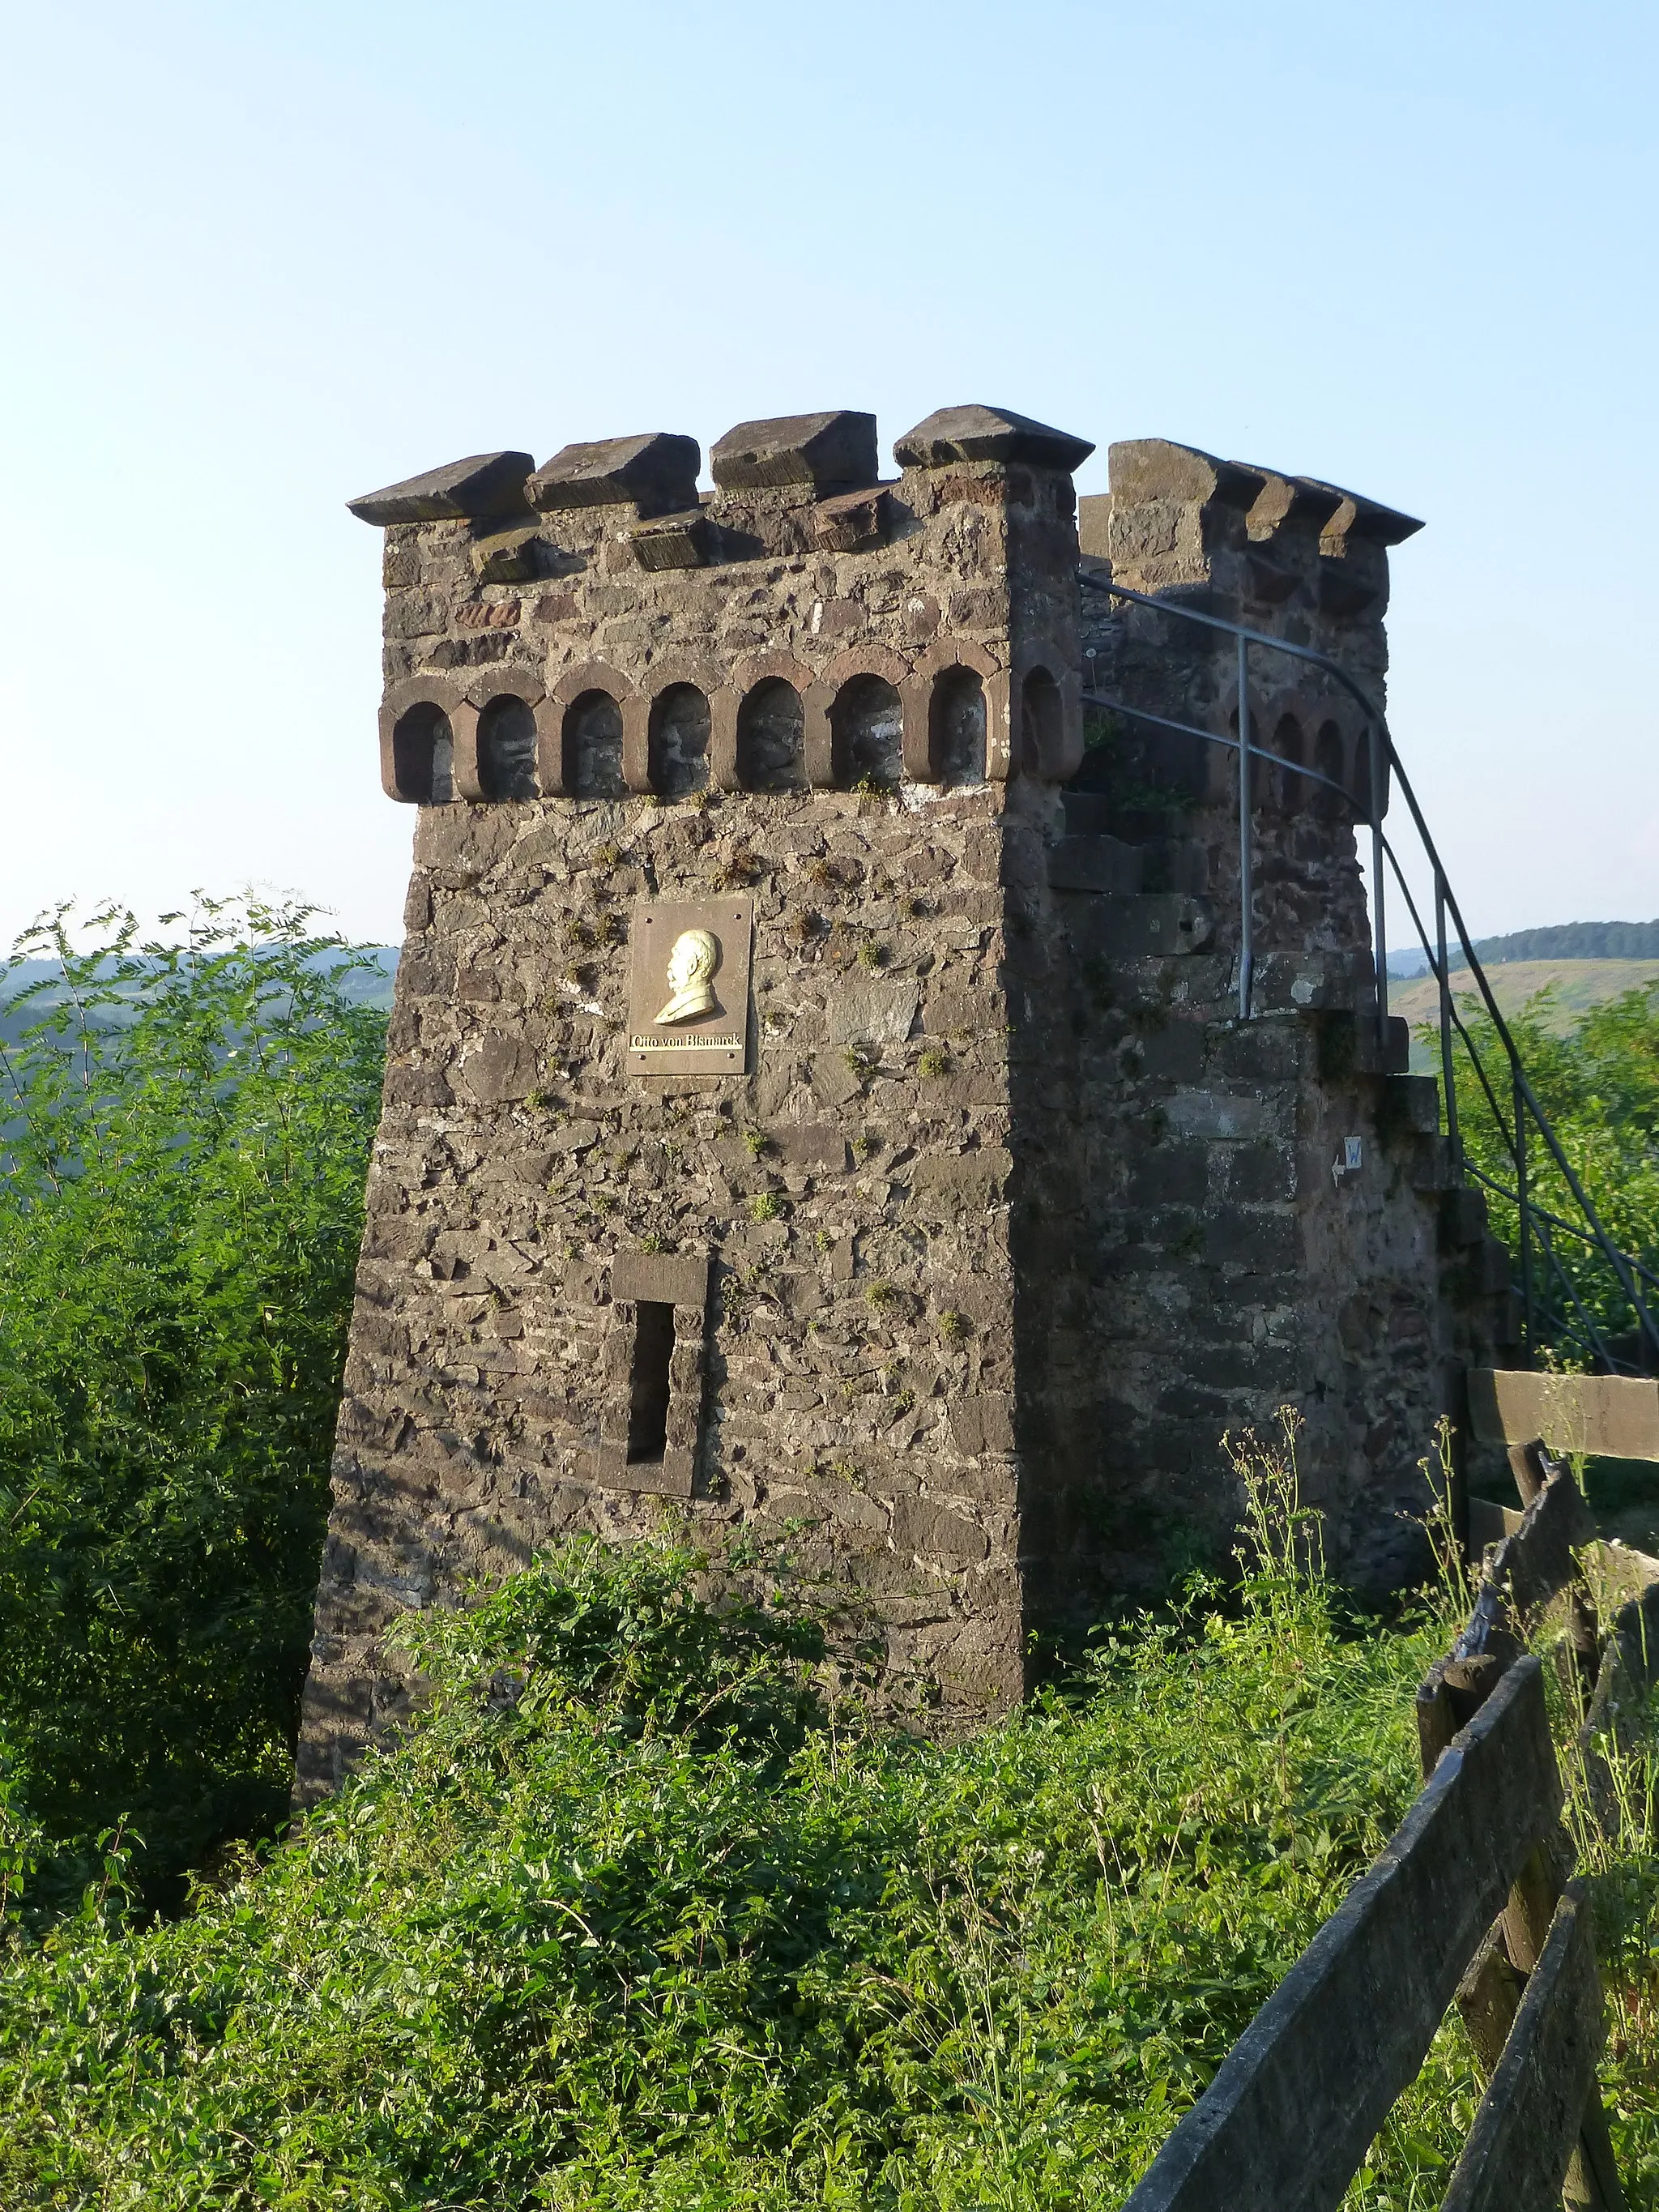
1392,958,1659,1071
0,946,398,1053
1390,920,1659,979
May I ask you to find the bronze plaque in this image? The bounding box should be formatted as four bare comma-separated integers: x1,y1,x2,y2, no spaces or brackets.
626,898,753,1076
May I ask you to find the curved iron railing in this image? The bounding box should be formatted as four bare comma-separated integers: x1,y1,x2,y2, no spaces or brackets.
1077,570,1659,1377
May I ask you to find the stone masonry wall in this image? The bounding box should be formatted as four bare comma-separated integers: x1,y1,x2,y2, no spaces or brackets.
298,408,1510,1800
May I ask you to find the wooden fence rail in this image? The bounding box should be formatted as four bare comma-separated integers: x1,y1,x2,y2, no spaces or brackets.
1123,1375,1658,2212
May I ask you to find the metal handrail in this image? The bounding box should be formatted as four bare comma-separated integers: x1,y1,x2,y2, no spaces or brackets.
1078,569,1659,1375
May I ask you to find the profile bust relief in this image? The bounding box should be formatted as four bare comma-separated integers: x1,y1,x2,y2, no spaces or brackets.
654,928,720,1025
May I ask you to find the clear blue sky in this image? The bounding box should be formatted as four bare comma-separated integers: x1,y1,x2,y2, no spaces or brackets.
2,0,1653,951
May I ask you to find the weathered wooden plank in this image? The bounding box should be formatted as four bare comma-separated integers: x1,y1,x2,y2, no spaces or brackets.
1469,1495,1525,1553
1469,1369,1659,1462
1440,1884,1611,2212
1489,1468,1598,1623
1415,1470,1590,1774
1122,1659,1559,2212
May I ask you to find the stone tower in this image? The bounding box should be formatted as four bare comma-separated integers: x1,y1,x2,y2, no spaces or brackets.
295,405,1508,1801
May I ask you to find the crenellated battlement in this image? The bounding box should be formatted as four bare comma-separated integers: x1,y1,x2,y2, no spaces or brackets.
352,405,1093,813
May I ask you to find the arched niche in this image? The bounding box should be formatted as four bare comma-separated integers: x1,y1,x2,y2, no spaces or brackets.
1018,666,1064,780
650,684,711,799
1315,719,1350,822
563,690,626,800
1270,712,1303,814
391,701,454,805
931,666,987,785
830,673,903,789
476,694,539,803
736,677,807,792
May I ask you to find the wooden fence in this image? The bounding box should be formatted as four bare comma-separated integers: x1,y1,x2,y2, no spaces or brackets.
1123,1370,1659,2212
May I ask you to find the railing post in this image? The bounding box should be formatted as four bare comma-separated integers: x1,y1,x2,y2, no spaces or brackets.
1370,719,1388,1050
1514,1063,1534,1365
1237,633,1252,1023
1436,873,1459,1164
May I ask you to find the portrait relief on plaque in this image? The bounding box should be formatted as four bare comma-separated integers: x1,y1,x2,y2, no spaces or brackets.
626,898,754,1076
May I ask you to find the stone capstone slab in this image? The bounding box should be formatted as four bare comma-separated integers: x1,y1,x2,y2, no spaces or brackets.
1105,438,1265,513
348,451,535,526
611,1249,710,1308
527,433,701,519
893,404,1094,475
710,411,878,496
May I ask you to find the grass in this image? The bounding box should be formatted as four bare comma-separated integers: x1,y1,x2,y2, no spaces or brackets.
0,1425,1655,2209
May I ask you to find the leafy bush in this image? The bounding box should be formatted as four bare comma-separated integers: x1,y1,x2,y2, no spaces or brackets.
0,1428,1546,2210
1439,980,1659,1356
0,897,386,1911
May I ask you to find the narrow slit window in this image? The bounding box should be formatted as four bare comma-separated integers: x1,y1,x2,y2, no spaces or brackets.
626,1301,676,1464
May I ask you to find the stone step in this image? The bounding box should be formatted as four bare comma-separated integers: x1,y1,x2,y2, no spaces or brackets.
1442,1185,1489,1249
1063,893,1217,957
1384,1073,1443,1137
1047,835,1141,894
1352,1014,1411,1074
1060,789,1198,845
1251,949,1377,1015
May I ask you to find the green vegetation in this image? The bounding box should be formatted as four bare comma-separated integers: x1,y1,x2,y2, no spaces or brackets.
0,900,1656,2206
0,898,387,1914
1393,959,1659,1058
0,1427,1654,2209
1433,978,1659,1356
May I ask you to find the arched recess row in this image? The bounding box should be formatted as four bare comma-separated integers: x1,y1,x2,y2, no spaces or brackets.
1212,680,1378,823
379,651,1085,803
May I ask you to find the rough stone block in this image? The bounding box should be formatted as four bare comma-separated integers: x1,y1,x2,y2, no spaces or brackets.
1226,1143,1297,1203
454,1033,539,1103
895,405,1094,474
710,412,877,496
825,982,919,1048
1047,835,1142,894
908,1147,1013,1212
1204,1210,1303,1271
1106,438,1263,513
812,485,891,552
1071,895,1215,958
890,1496,992,1562
610,1250,710,1308
629,510,710,571
766,1123,849,1171
1165,1091,1274,1142
947,1394,1016,1454
527,432,700,519
471,526,542,583
1384,1074,1443,1135
1125,1148,1209,1207
348,451,535,526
